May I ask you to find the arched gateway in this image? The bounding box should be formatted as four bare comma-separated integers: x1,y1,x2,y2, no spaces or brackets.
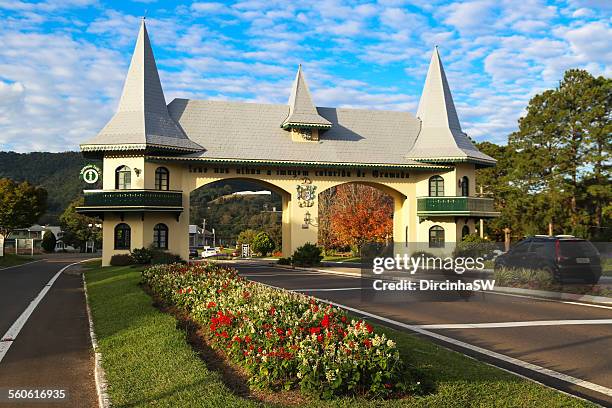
77,20,499,266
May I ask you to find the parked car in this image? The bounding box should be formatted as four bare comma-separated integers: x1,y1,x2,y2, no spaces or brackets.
494,236,602,283
189,248,199,259
201,247,218,258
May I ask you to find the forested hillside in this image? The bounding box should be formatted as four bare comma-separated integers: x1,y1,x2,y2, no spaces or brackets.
0,151,99,224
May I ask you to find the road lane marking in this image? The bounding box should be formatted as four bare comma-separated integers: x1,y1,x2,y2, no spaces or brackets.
0,260,85,364
0,259,44,271
236,263,612,311
256,280,612,399
417,319,612,329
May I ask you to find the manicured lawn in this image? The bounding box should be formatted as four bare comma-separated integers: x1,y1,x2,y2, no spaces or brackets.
85,263,594,407
323,256,361,263
0,253,35,268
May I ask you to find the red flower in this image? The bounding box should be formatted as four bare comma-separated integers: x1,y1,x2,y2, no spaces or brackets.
384,383,393,389
309,327,321,335
244,336,252,343
321,314,330,328
275,328,284,336
269,307,276,316
234,336,242,343
341,316,347,323
207,301,216,308
366,323,373,334
363,339,372,348
258,347,263,353
286,329,292,336
220,331,229,338
317,334,323,342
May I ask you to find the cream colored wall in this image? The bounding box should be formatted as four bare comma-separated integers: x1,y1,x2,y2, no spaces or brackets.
102,155,145,190
99,155,465,265
454,163,476,196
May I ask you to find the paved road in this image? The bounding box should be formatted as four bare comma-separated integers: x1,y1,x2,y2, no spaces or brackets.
228,261,612,406
0,256,97,407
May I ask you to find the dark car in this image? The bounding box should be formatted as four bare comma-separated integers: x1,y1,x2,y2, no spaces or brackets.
189,248,199,259
494,236,602,284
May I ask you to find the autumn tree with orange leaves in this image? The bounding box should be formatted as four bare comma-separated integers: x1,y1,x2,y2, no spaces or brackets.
319,184,393,253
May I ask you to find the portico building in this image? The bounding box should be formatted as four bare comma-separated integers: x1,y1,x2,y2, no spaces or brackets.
77,20,499,266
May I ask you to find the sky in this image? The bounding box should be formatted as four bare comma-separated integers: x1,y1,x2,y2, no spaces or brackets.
0,0,610,152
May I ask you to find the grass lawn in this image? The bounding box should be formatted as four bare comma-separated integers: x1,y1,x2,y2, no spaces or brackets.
85,263,594,408
0,253,35,268
323,256,361,263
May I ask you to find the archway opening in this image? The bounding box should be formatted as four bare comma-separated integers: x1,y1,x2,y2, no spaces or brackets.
189,179,283,257
318,182,395,258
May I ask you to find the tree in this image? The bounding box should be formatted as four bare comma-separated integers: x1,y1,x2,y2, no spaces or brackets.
41,230,57,253
325,184,393,253
60,197,101,251
237,229,259,248
480,69,611,240
251,231,275,256
0,178,47,252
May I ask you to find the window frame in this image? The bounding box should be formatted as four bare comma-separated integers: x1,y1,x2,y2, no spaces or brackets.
153,223,169,249
115,166,132,190
155,167,170,191
114,223,131,250
429,225,445,248
461,176,469,196
429,176,444,197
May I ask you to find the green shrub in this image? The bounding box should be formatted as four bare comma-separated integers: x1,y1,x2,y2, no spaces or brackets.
41,231,57,253
251,232,275,256
151,251,183,265
410,250,436,259
494,267,553,288
277,257,292,265
131,247,153,264
453,234,496,259
292,243,323,267
110,254,134,266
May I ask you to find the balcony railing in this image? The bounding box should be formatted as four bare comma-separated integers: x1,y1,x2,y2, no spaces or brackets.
417,196,499,218
77,189,183,213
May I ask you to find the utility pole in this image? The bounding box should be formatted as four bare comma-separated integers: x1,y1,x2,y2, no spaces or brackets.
212,228,216,248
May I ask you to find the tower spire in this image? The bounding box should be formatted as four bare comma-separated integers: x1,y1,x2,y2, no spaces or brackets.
406,47,495,165
81,19,202,153
281,65,331,129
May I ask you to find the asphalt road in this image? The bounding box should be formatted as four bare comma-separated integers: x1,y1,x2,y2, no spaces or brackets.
228,261,612,406
0,256,97,407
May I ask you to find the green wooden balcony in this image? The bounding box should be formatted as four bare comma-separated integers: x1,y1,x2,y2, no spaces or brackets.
417,196,499,218
77,189,183,215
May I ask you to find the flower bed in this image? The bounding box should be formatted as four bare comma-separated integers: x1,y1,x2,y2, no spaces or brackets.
142,263,418,399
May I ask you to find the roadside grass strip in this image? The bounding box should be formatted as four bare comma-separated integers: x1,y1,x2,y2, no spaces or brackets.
85,264,596,407
0,254,38,269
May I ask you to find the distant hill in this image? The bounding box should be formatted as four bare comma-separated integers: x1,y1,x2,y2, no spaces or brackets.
0,151,99,224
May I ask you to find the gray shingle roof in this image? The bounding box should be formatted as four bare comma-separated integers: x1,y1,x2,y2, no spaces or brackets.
168,99,430,167
407,47,495,165
80,20,202,153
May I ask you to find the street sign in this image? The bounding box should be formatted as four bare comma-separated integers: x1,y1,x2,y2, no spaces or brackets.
80,164,101,184
241,244,250,258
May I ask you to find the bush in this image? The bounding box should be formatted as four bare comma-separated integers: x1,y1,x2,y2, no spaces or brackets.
142,263,419,398
131,247,153,264
291,243,323,267
277,257,292,265
453,234,496,259
110,254,134,266
494,266,554,289
41,231,57,253
151,251,183,265
251,232,275,256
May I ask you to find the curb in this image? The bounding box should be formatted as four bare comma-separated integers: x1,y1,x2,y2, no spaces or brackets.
267,262,612,306
83,273,111,408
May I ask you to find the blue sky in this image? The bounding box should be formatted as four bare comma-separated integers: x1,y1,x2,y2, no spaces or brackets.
0,0,610,152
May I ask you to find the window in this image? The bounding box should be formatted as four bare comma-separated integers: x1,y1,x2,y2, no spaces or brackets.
429,176,444,197
155,167,169,190
115,166,131,190
461,176,469,196
114,223,131,250
461,225,470,239
153,223,168,249
429,226,445,248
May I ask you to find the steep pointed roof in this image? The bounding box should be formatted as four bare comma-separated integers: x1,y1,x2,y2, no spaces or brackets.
407,47,495,166
81,19,203,153
281,65,331,129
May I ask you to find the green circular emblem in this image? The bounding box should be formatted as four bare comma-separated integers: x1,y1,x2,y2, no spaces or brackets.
80,164,101,184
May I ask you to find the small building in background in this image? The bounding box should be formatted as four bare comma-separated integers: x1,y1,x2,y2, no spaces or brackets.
189,225,213,248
